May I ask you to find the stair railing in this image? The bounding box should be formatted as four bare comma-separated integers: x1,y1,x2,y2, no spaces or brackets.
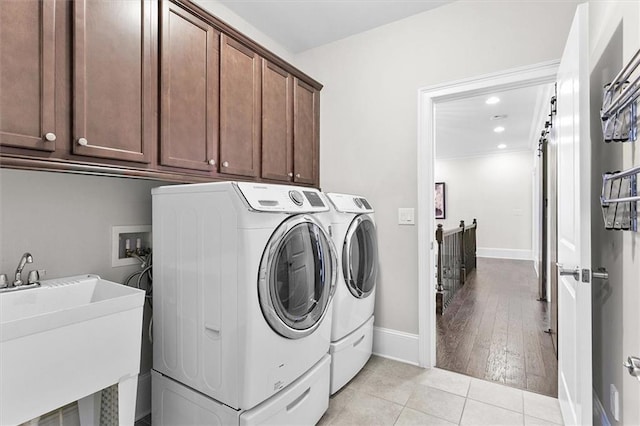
436,219,477,314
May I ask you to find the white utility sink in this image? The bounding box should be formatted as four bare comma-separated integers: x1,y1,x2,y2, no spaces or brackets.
0,275,145,426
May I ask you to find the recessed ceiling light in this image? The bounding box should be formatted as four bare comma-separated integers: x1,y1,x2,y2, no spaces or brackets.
494,126,505,133
498,144,507,149
486,96,500,105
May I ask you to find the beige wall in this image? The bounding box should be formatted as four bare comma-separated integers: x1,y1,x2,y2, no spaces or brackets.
0,169,163,376
435,151,534,257
588,1,640,425
295,0,581,334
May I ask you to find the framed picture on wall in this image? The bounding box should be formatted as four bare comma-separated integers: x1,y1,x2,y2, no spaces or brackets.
435,182,446,219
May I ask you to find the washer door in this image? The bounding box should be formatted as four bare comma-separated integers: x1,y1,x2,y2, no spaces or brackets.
259,215,337,339
343,215,378,298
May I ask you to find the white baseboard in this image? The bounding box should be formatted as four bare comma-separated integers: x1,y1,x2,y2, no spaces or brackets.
135,371,152,421
477,247,533,261
372,326,420,366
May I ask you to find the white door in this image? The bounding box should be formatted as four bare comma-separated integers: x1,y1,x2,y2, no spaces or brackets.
556,4,592,425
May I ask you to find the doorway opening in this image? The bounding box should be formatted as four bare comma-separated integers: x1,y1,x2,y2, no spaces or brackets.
416,61,560,397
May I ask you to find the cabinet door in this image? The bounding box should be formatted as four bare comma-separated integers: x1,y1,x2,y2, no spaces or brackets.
0,0,56,152
293,78,319,186
220,34,261,178
73,0,154,163
160,1,219,172
261,60,292,182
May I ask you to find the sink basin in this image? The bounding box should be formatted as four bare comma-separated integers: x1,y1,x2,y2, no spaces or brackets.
0,275,145,425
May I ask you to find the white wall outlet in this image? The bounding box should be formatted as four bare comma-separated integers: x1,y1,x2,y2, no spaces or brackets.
112,225,152,267
398,208,415,225
610,383,620,421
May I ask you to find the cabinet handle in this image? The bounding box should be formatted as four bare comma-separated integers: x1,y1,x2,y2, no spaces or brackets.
296,173,301,178
44,133,57,142
288,172,293,177
77,138,88,146
222,161,229,168
208,159,216,166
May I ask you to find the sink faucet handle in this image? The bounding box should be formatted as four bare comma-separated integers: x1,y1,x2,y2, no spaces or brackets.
27,269,46,285
0,274,8,288
14,252,34,286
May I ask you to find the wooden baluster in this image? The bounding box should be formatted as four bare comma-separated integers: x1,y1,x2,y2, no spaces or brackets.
471,218,477,271
436,224,444,315
459,220,466,285
436,224,444,292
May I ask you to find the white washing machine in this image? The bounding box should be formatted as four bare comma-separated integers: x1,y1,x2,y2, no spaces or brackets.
151,181,337,425
324,192,378,394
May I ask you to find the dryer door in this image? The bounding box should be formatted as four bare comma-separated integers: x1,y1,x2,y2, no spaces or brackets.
343,215,378,299
259,215,337,339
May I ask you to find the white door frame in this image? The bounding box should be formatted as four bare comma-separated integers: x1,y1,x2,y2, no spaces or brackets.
416,60,560,368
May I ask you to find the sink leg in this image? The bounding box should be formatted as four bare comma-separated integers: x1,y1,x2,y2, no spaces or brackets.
78,392,100,426
118,375,139,426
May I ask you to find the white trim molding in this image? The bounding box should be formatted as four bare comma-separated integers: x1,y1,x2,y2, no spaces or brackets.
372,326,420,366
476,247,534,261
416,60,559,368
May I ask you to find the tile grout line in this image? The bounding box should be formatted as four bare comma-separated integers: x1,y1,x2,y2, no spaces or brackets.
458,394,469,425
522,387,526,426
465,394,524,415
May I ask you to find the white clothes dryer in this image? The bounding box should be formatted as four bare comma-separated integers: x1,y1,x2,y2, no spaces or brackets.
152,182,337,418
324,192,378,394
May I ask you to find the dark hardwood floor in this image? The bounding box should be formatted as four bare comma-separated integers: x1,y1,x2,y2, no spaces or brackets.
436,257,558,397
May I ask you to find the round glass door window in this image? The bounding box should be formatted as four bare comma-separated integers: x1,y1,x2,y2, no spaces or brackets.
343,215,378,298
258,215,337,339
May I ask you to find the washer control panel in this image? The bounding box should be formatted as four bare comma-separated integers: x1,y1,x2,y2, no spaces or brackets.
236,182,328,212
326,192,374,214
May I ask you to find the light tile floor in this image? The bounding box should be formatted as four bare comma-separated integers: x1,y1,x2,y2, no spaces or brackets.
318,356,564,426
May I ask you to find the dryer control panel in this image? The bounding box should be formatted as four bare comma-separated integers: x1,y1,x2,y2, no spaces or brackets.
236,182,329,213
326,193,374,214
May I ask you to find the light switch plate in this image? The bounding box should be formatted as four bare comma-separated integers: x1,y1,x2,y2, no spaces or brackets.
398,208,415,225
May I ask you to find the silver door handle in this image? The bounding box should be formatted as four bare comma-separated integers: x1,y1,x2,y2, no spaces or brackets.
623,356,640,380
558,267,580,281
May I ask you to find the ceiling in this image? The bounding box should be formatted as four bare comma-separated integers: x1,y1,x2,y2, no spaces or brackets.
218,0,452,53
435,84,554,159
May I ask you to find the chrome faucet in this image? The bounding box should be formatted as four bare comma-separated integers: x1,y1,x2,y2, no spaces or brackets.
13,252,33,287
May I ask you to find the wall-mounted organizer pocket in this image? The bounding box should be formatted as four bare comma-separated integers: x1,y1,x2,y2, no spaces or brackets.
599,48,640,232
600,49,640,143
601,167,638,231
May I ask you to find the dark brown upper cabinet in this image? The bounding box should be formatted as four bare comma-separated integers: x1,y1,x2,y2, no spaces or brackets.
0,0,57,152
160,1,219,172
219,34,261,178
1,0,321,186
261,60,293,182
72,0,155,164
293,78,319,185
